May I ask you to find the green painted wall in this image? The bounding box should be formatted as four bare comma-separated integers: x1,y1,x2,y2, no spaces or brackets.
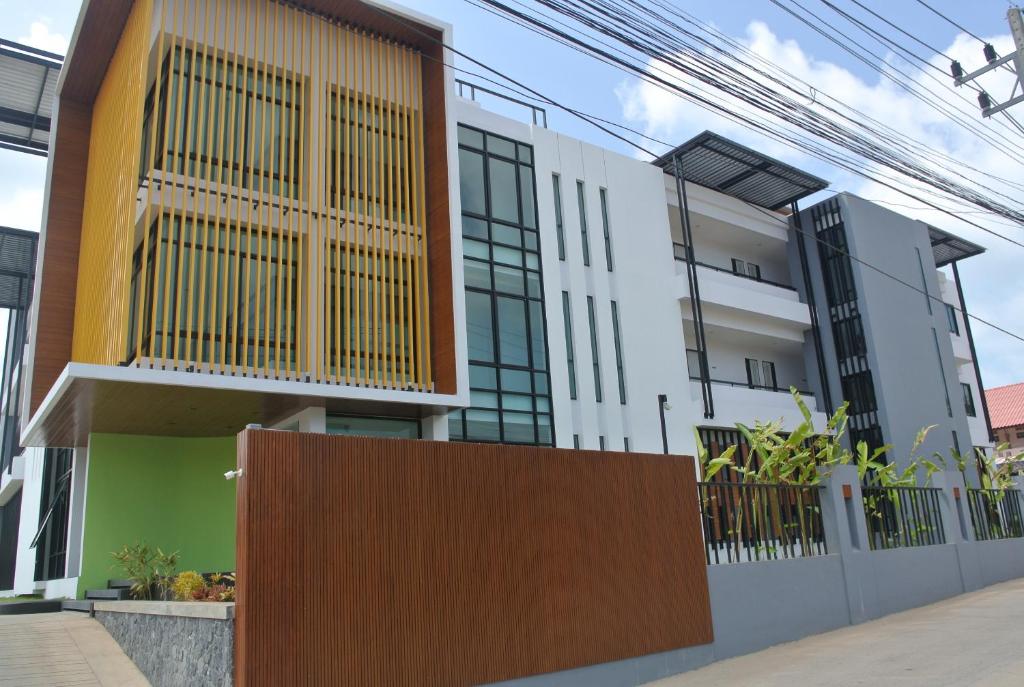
77,434,237,598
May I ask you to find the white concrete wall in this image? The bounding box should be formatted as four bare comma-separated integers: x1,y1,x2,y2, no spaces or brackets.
454,100,824,453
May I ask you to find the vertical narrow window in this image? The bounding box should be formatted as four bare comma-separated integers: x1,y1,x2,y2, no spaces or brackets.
731,258,746,275
610,300,626,404
562,291,577,400
599,188,613,272
624,437,630,451
573,434,580,449
553,174,566,261
577,181,591,266
946,304,960,335
599,436,606,451
587,295,603,402
962,382,976,417
747,263,761,280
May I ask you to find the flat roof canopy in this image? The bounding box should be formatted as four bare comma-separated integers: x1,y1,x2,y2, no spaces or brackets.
654,131,830,211
0,39,62,156
928,225,985,266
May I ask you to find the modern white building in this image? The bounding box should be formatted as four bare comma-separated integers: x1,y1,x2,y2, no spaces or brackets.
0,0,992,601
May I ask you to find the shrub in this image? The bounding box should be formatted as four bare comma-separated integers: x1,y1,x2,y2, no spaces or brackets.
110,543,179,600
172,571,207,601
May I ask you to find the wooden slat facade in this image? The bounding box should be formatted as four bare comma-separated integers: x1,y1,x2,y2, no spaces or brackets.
235,431,713,687
27,0,457,423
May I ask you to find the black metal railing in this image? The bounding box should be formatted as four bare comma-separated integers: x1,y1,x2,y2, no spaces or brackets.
967,489,1024,541
689,375,815,397
456,79,548,127
697,481,827,564
672,242,796,291
861,486,946,550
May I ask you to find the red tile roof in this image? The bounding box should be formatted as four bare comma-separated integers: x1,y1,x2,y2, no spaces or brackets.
986,382,1024,429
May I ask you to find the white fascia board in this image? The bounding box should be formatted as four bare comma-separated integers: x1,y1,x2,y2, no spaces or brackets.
22,362,468,446
667,178,790,242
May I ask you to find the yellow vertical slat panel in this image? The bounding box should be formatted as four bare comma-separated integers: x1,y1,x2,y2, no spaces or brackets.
136,0,165,365
72,0,151,365
356,29,368,385
272,0,285,377
219,0,243,373
194,0,220,369
231,1,252,373
342,26,353,384
371,34,383,387
399,46,413,390
284,1,298,379
207,0,230,373
331,22,342,383
384,39,396,388
251,0,269,377
315,12,326,383
298,9,310,376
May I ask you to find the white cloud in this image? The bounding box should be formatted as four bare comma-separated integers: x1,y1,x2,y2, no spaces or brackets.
18,20,69,55
0,187,44,232
617,21,1024,388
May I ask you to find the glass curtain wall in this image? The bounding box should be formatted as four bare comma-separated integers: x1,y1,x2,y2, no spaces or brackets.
449,125,554,445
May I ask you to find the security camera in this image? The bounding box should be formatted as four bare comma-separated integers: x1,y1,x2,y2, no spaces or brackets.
662,402,672,411
224,469,243,481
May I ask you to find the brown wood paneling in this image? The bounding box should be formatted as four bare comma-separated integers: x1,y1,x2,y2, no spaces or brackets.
421,44,456,394
235,431,713,687
29,99,92,418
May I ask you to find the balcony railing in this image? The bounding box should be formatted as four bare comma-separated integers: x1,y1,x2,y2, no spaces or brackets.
862,486,946,550
697,481,827,564
689,375,814,397
672,242,796,292
967,489,1024,541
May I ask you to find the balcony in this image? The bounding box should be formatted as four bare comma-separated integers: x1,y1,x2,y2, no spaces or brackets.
674,247,812,340
689,377,826,431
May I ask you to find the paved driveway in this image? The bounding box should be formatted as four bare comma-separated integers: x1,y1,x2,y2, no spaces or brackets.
646,578,1024,686
0,611,148,686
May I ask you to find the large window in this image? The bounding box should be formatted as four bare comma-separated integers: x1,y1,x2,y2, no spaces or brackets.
141,45,302,198
587,296,603,403
326,415,420,438
450,125,553,445
127,215,299,369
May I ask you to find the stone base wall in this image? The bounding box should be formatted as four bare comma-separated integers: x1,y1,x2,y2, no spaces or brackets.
96,611,233,687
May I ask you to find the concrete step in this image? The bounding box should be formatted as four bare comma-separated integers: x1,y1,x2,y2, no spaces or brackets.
61,599,94,614
107,579,134,590
0,599,62,615
85,588,130,601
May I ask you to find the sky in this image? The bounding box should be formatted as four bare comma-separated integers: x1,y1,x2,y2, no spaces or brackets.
0,0,1021,390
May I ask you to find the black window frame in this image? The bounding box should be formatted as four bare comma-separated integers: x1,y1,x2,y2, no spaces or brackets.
599,187,613,272
610,300,626,404
562,291,577,400
553,174,566,261
962,382,976,417
450,124,555,446
946,303,960,336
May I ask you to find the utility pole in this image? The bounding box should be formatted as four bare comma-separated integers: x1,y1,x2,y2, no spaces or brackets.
950,6,1024,118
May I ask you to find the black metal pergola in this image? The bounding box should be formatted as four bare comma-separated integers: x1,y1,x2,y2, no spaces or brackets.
0,38,63,157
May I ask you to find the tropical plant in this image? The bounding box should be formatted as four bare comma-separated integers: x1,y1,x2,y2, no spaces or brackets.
110,543,179,600
171,571,207,601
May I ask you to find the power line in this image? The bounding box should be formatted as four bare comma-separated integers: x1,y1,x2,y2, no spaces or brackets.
914,0,988,44
471,0,1024,246
356,0,1024,347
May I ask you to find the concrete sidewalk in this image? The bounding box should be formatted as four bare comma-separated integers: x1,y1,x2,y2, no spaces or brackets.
646,577,1024,686
0,611,149,686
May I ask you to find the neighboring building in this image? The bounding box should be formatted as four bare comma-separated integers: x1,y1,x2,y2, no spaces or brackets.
987,382,1024,469
0,0,992,599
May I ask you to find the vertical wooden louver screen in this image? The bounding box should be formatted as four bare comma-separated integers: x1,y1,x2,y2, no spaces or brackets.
73,0,433,392
72,0,152,365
